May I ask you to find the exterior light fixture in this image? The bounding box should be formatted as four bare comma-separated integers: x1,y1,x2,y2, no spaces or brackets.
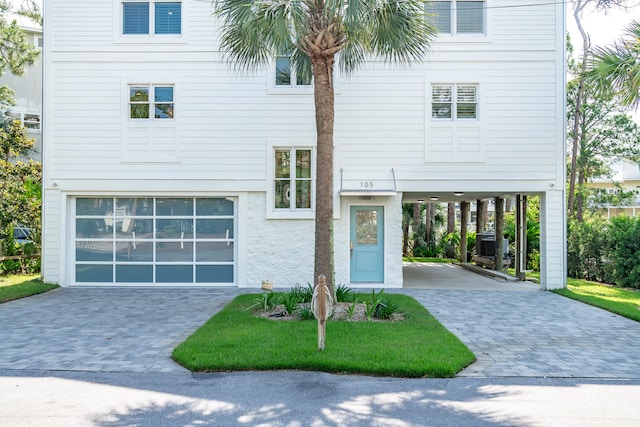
430,196,439,201
454,192,464,196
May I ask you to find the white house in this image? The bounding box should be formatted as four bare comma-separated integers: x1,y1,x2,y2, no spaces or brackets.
42,0,567,290
590,160,640,218
1,11,42,159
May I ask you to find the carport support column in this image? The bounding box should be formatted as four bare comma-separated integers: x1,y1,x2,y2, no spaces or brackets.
494,197,504,272
539,190,567,290
515,195,527,280
460,201,469,263
476,199,486,233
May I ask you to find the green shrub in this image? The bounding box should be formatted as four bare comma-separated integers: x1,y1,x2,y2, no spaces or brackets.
374,297,399,319
567,214,609,282
245,292,281,312
282,292,300,315
335,284,354,302
298,306,315,320
440,232,460,259
290,283,313,303
607,216,640,289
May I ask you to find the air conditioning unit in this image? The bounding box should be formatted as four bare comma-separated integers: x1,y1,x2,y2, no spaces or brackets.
475,232,509,259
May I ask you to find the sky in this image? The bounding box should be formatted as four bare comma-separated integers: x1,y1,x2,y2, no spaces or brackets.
567,2,640,48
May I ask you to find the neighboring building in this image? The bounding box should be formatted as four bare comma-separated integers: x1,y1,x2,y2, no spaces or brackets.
42,1,567,290
1,11,42,160
590,160,640,218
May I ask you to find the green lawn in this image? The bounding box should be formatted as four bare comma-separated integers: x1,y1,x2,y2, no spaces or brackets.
403,257,457,263
173,293,475,378
553,278,640,322
0,274,58,304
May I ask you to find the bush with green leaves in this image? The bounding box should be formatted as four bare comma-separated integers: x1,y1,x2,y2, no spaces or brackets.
282,291,300,315
606,215,640,288
374,297,399,320
567,213,609,282
440,232,460,259
335,284,354,302
289,283,313,303
245,292,281,312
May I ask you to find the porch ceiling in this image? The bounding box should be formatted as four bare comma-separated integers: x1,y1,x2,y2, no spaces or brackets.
401,191,539,204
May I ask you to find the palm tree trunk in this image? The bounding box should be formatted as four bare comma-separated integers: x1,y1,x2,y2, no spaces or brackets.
425,203,432,245
402,220,410,256
312,55,335,293
447,202,455,234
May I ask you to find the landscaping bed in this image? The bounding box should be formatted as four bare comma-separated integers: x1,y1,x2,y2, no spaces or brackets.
173,290,475,378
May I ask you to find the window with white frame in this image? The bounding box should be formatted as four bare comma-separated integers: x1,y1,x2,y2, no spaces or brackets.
274,148,313,211
432,84,478,119
426,1,485,35
9,112,41,130
122,1,181,36
275,55,312,87
129,85,174,119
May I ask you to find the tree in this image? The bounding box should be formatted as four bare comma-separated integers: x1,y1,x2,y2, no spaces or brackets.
215,0,436,292
567,37,640,221
567,0,634,218
0,1,40,79
0,117,41,261
590,20,640,109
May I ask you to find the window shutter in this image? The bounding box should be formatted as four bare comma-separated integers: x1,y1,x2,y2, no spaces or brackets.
456,85,477,118
426,1,452,34
456,1,484,34
155,2,182,35
433,85,452,102
123,3,150,35
432,85,453,118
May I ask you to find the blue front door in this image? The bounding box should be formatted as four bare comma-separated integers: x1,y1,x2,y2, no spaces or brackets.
350,206,384,283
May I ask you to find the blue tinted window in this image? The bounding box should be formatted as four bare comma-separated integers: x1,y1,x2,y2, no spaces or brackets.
154,86,173,103
123,3,150,35
155,2,181,34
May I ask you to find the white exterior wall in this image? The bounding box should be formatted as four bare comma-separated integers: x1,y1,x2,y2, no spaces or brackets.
539,190,566,290
246,192,315,288
43,0,566,288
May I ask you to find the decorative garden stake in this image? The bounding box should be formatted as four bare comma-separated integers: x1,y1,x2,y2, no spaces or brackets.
312,274,333,351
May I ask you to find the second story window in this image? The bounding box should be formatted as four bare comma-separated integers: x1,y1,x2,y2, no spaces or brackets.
432,84,478,119
123,1,182,36
426,1,485,35
129,85,174,120
275,55,312,87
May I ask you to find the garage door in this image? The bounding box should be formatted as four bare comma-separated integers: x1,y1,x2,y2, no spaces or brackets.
73,197,235,285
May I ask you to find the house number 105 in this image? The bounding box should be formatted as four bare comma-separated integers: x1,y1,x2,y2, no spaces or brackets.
360,181,374,188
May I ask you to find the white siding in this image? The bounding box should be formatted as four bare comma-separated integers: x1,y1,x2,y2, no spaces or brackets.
45,0,566,287
539,190,566,290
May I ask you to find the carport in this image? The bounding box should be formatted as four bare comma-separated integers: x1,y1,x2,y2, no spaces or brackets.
401,191,533,283
402,261,539,291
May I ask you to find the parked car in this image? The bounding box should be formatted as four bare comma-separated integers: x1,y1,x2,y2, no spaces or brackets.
13,226,34,246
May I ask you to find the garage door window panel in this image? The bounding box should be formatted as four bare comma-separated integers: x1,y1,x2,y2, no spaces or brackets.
74,196,235,285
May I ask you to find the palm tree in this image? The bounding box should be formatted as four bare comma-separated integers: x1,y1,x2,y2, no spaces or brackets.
215,0,436,293
589,20,640,109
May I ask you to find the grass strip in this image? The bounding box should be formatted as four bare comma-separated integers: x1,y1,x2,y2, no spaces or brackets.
0,274,58,304
553,279,640,322
403,257,456,263
173,293,475,378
